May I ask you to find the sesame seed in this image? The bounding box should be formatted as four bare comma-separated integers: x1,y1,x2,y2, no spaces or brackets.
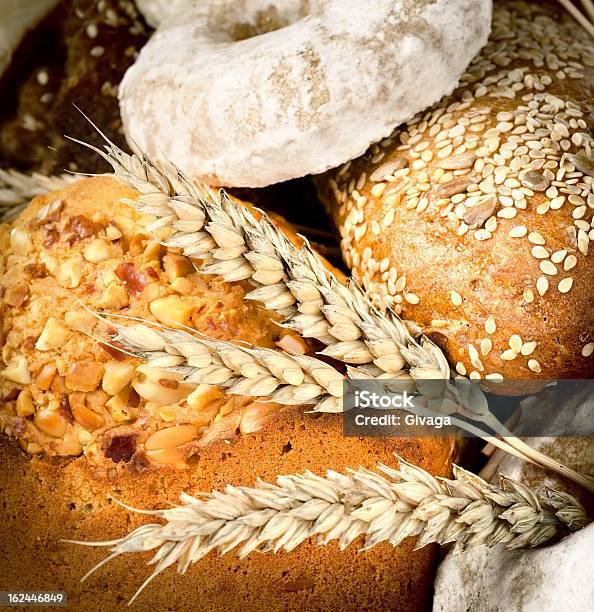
485,317,496,334
90,46,105,58
474,229,492,241
497,207,517,219
528,231,545,245
523,289,535,303
404,293,420,305
528,359,542,373
86,23,99,38
557,277,574,293
509,225,528,238
551,249,567,263
500,349,517,361
36,70,49,86
521,341,537,356
485,373,504,381
480,338,493,356
582,343,594,357
536,276,549,295
509,334,523,353
564,255,577,270
455,361,467,376
469,371,481,380
539,260,558,275
531,246,549,259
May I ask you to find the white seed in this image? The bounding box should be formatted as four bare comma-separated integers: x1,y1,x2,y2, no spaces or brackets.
485,317,496,335
528,232,545,245
509,335,523,353
520,342,537,356
539,260,558,275
582,343,594,357
531,246,549,259
450,291,462,306
500,350,517,361
564,255,577,271
557,277,574,293
528,359,542,373
508,225,527,238
536,276,549,296
480,338,493,356
455,361,467,376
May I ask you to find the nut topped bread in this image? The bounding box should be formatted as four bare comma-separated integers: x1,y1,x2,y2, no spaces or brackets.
318,0,594,392
0,176,310,465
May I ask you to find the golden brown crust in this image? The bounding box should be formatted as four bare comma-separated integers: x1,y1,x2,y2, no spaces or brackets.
0,407,453,611
318,1,594,393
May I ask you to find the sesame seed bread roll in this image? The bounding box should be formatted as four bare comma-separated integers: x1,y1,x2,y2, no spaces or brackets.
318,1,594,394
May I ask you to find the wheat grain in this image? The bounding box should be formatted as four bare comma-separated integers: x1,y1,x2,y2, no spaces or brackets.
67,455,589,604
72,131,449,384
0,168,78,221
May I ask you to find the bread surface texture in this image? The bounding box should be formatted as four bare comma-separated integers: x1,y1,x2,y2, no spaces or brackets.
0,176,308,464
319,0,594,391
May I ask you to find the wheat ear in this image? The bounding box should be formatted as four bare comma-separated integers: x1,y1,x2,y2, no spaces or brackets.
109,319,344,412
0,168,77,221
66,456,589,604
69,130,592,492
71,132,449,383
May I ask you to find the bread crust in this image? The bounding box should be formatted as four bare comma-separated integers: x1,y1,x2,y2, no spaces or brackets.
319,1,594,393
0,407,453,611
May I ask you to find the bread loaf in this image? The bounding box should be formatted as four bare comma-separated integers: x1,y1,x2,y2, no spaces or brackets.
0,176,454,609
318,0,594,392
0,413,453,611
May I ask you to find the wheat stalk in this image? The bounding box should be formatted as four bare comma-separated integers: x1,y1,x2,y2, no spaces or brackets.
557,0,594,37
71,131,449,385
0,168,77,221
66,455,589,604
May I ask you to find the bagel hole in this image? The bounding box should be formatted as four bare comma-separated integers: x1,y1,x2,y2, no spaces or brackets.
225,5,306,41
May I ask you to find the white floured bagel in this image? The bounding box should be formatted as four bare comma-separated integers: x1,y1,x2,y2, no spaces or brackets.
0,0,59,77
120,0,492,187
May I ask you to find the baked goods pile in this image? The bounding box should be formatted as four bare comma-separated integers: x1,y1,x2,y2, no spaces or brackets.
0,1,593,610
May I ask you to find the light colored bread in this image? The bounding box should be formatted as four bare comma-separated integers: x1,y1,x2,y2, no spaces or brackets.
318,0,594,394
0,176,454,609
120,0,491,187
